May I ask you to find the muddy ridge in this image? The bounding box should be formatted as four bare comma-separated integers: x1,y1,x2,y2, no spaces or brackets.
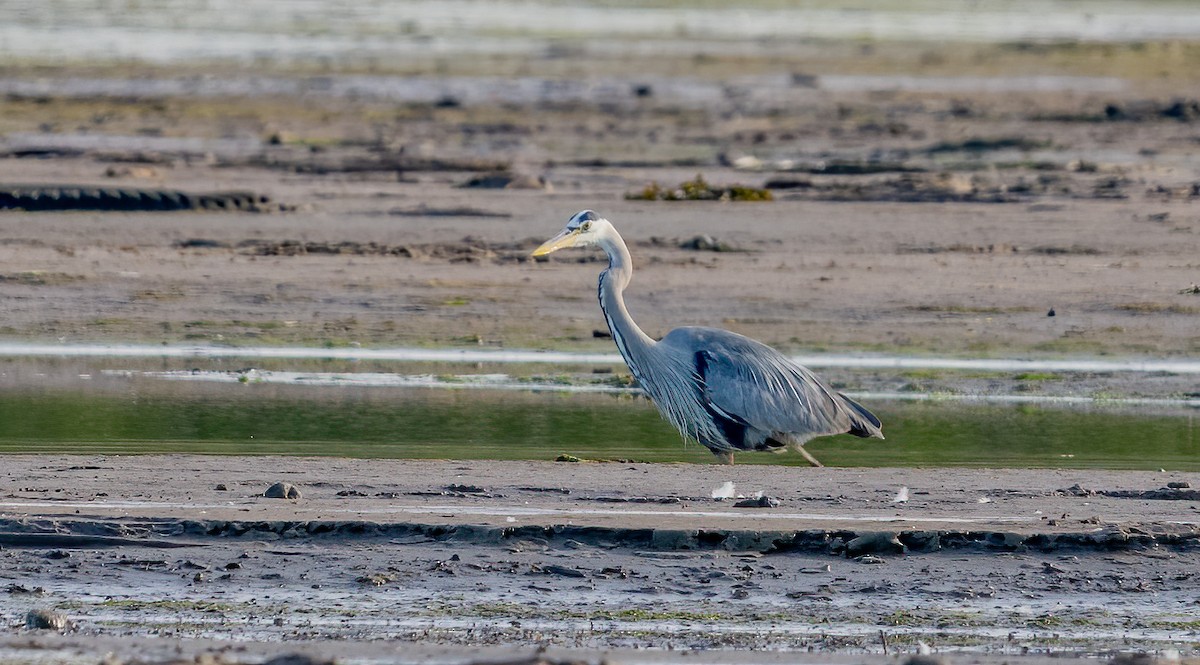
2,516,1198,556
0,184,282,212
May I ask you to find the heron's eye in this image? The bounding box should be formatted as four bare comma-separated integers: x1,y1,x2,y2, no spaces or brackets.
580,221,592,231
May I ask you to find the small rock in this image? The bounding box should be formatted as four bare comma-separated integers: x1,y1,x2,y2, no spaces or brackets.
855,555,887,564
264,482,301,499
263,655,336,665
215,483,228,491
45,550,71,559
104,165,159,179
733,495,780,508
543,564,587,578
846,532,905,557
1167,481,1192,489
25,609,69,630
1108,654,1155,665
679,234,738,252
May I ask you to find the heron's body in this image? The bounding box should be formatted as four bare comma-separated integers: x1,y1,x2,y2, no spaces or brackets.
535,210,883,465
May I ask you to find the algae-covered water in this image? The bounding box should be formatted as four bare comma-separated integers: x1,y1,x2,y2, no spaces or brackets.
1,379,1195,469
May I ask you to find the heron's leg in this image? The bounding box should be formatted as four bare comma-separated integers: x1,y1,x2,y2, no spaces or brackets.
796,446,824,468
714,451,736,465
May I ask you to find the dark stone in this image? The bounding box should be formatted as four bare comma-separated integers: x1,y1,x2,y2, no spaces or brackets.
25,609,68,630
733,496,781,508
263,655,337,665
846,532,906,557
264,482,301,499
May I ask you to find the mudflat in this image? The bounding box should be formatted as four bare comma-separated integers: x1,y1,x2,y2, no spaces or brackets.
1,455,1198,663
2,37,1199,362
2,2,1200,663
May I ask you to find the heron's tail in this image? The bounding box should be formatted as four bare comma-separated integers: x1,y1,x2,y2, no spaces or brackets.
839,393,884,440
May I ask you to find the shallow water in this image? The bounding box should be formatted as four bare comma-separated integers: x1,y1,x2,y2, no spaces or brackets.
4,342,1200,374
5,0,1200,69
1,378,1195,469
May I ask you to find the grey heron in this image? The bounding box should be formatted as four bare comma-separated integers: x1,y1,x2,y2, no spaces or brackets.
533,210,884,465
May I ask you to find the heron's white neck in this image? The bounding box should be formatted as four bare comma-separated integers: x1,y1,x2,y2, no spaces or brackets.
597,231,657,375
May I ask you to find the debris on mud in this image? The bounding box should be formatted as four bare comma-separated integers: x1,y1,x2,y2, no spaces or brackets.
802,160,926,175
676,234,742,252
1058,483,1200,500
733,495,781,508
1033,98,1200,123
355,572,396,586
182,237,543,264
626,174,772,202
540,564,588,578
388,205,512,218
0,271,84,286
925,136,1052,154
784,173,1024,203
459,172,551,190
234,152,510,175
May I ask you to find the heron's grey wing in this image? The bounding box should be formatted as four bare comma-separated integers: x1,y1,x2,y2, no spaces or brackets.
675,328,875,441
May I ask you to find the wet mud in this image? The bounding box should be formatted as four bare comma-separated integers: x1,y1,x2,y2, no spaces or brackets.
2,457,1199,661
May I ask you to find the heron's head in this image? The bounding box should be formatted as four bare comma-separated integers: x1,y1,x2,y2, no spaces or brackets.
532,210,612,257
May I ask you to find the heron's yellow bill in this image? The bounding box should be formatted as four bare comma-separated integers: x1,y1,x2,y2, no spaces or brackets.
531,228,580,257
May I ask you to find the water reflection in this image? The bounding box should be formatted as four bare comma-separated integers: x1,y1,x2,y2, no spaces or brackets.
1,380,1194,470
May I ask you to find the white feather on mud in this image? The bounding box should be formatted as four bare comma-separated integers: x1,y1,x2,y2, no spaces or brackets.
711,481,737,499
